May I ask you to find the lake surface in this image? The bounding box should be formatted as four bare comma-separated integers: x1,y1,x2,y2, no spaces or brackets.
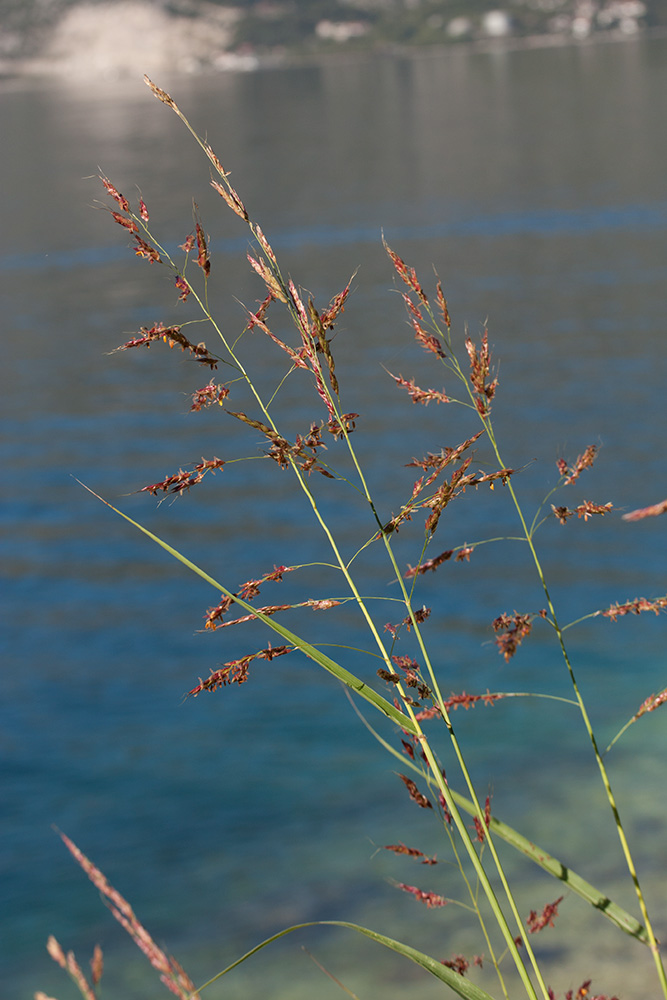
2,37,667,1000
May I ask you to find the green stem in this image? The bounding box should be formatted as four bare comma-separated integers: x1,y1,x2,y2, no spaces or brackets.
481,417,667,996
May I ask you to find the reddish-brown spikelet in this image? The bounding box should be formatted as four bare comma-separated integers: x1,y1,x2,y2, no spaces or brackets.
558,445,597,485
138,198,149,222
254,224,277,264
133,235,161,262
204,604,292,631
389,373,449,405
174,275,190,302
442,690,505,711
435,278,451,328
319,277,353,329
242,303,306,361
635,687,667,718
622,497,667,521
405,549,454,577
204,594,233,629
245,293,274,330
46,936,67,969
110,210,138,233
140,457,225,497
415,705,442,720
397,883,447,908
90,944,104,986
194,216,210,276
144,75,177,109
552,502,613,524
600,595,667,621
190,381,228,411
465,330,498,415
188,645,292,694
442,955,469,976
247,253,287,302
65,952,96,1000
527,896,564,933
493,612,533,661
308,298,339,396
211,179,249,221
203,141,228,179
100,175,130,212
398,774,432,809
111,323,219,369
382,237,429,305
384,842,425,858
180,234,195,253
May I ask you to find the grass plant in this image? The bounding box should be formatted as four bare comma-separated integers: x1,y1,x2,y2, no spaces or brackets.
39,76,667,1000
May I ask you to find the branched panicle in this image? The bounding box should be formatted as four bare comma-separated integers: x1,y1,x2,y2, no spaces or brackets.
190,382,229,412
557,445,598,484
552,501,613,524
188,645,292,695
226,410,334,477
600,595,667,621
493,612,535,662
204,594,234,630
140,457,225,497
110,322,219,369
443,690,506,712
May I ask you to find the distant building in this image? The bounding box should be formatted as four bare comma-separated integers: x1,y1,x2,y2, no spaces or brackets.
315,20,370,42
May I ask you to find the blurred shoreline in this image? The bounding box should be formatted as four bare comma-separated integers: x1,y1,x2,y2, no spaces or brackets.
1,0,666,86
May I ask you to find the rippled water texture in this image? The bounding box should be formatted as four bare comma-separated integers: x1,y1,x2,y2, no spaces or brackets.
2,38,667,999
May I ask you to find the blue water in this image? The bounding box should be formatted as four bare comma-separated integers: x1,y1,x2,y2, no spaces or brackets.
2,39,667,1000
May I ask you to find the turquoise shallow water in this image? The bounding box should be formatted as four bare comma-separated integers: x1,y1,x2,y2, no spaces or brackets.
2,38,667,1000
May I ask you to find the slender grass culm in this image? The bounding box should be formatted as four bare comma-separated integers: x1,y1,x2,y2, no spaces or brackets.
39,76,667,1000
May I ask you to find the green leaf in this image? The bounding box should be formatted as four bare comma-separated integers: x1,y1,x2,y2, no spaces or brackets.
352,703,650,946
195,920,498,1000
76,482,418,736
